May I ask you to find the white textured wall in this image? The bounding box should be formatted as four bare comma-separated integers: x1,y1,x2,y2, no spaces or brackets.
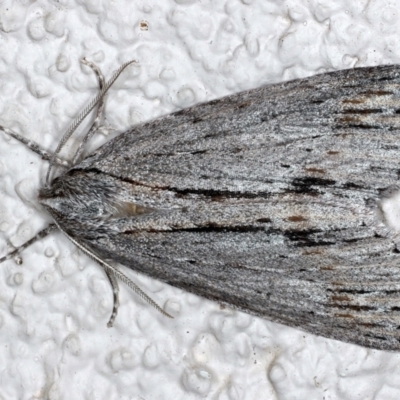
0,1,400,399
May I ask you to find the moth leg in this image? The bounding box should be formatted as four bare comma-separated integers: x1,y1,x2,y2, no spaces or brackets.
0,224,57,264
46,59,136,185
71,58,106,165
50,219,173,319
105,270,120,328
81,57,105,86
0,126,70,167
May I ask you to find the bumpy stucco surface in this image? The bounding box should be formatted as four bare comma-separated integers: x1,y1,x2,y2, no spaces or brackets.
1,1,400,399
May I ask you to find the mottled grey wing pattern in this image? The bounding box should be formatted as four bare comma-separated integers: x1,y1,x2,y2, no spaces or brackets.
73,65,400,350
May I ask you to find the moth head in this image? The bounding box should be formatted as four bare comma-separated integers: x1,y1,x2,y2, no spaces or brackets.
38,176,65,200
37,171,152,220
37,176,77,217
37,172,104,216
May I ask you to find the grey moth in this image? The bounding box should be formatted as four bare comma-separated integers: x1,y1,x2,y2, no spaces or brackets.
2,61,400,351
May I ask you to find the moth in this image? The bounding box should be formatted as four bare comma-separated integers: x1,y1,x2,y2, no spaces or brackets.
1,60,400,351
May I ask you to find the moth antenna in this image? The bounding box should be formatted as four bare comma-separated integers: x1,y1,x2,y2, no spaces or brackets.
48,213,173,321
71,58,106,165
0,125,69,167
45,59,137,186
0,224,57,264
105,270,120,328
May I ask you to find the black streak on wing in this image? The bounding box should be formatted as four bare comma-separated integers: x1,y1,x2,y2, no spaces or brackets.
67,65,400,351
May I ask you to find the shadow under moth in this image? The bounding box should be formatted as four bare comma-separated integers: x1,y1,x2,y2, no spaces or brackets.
1,60,400,351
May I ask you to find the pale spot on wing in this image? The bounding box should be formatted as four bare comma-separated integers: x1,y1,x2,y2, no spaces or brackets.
378,189,400,231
